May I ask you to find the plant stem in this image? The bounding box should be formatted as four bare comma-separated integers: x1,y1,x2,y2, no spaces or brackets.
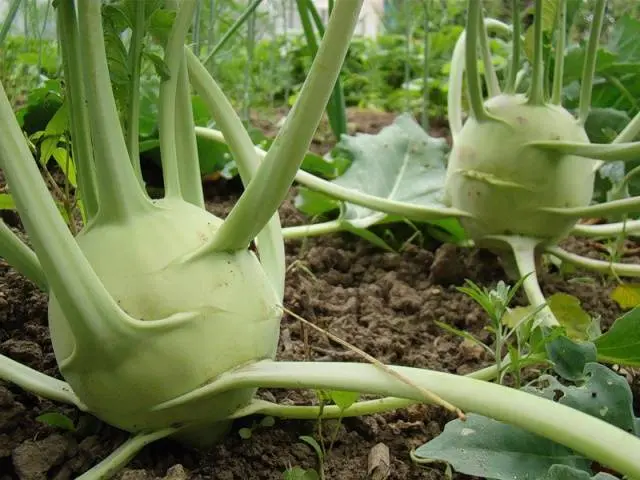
57,0,98,221
207,0,364,253
175,57,205,208
421,0,430,129
186,50,286,298
528,140,640,162
571,219,640,238
76,428,178,480
162,360,640,479
478,7,500,98
490,235,558,327
546,245,640,277
504,0,521,94
0,220,47,290
125,0,145,187
194,126,469,221
202,0,264,66
77,0,151,224
464,0,490,122
283,220,344,239
0,0,21,47
546,195,640,219
0,351,86,408
159,0,198,200
577,0,606,125
527,0,545,105
550,0,566,105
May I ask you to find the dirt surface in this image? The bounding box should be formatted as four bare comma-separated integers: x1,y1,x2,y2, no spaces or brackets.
0,111,635,479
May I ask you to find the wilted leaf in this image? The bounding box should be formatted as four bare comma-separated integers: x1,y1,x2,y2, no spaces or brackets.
610,284,640,310
547,293,591,340
368,443,390,480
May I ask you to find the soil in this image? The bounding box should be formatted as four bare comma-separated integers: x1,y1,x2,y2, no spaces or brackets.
0,110,636,480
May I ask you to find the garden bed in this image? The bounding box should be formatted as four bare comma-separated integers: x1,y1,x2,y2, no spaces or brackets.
0,111,635,480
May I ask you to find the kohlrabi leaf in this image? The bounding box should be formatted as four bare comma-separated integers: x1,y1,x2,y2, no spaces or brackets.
595,308,640,366
543,465,619,480
143,52,171,81
413,413,591,479
545,335,597,382
607,15,640,62
584,108,630,144
523,363,638,436
295,114,453,231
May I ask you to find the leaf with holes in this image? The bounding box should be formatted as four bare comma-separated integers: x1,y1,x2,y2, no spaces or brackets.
523,363,638,436
413,413,591,479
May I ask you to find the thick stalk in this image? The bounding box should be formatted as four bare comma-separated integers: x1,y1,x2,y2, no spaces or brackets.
550,0,566,105
57,0,98,220
489,235,558,327
527,0,545,105
0,0,21,47
464,0,490,122
202,0,264,66
504,0,520,94
546,245,640,277
546,196,640,219
194,127,470,221
159,0,198,200
125,0,145,186
478,7,500,98
446,17,511,136
175,57,205,208
77,0,152,223
76,428,178,480
0,220,47,290
156,360,640,479
207,0,364,252
615,110,640,143
186,50,286,298
571,220,640,238
528,140,640,162
577,0,606,125
0,353,85,408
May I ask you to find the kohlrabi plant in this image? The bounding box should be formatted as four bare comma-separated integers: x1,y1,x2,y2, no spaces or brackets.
1,1,640,478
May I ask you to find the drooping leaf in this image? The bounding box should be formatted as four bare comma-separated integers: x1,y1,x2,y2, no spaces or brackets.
413,413,591,479
295,114,459,236
610,284,640,310
595,308,640,366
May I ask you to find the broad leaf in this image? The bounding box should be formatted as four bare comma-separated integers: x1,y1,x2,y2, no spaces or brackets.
545,335,597,382
524,363,638,436
295,114,455,232
595,308,640,366
547,293,592,341
544,465,619,480
413,413,590,479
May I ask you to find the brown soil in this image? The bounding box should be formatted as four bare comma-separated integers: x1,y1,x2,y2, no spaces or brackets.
0,111,634,480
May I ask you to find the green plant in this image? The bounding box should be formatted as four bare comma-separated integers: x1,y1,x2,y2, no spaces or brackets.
2,1,640,479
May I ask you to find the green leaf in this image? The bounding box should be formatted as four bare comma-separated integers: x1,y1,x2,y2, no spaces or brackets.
547,293,592,341
36,412,76,432
328,390,359,411
595,308,640,366
51,148,77,187
608,15,640,63
148,8,176,46
545,334,597,382
523,0,557,62
0,193,17,211
544,465,619,480
294,188,341,216
524,363,638,436
413,413,591,479
143,52,171,82
584,108,630,144
282,466,320,480
295,114,450,231
299,435,324,462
